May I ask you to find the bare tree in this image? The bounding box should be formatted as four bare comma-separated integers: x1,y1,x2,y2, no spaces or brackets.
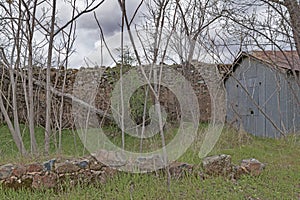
0,0,106,155
17,0,40,154
0,0,36,155
265,0,300,57
210,0,300,136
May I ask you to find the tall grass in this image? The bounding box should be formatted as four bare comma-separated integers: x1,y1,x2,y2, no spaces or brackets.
0,124,299,199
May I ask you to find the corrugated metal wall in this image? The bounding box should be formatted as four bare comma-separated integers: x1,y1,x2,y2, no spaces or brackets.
226,57,300,137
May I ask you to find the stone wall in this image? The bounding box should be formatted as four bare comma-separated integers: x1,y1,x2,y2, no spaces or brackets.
0,63,214,128
0,153,265,190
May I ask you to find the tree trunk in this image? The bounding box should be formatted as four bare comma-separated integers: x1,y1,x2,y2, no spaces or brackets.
45,0,57,155
26,0,38,154
284,0,300,58
9,69,28,155
0,93,27,155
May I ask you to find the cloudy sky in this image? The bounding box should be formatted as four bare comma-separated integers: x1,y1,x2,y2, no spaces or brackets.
53,1,286,68
56,0,147,68
0,1,291,68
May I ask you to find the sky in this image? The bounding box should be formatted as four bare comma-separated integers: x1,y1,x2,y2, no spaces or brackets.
0,1,292,68
53,0,290,68
56,0,147,68
56,1,262,68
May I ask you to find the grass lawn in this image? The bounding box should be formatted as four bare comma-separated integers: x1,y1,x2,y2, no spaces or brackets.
0,124,299,199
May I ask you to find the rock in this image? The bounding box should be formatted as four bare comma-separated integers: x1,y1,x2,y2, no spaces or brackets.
197,171,208,180
55,162,80,174
241,158,265,176
202,154,232,176
0,164,14,180
99,166,118,184
43,159,56,172
32,172,57,189
168,162,193,179
26,163,44,173
231,165,249,179
11,165,26,178
76,170,94,184
89,160,105,171
245,196,262,200
74,159,89,169
0,155,117,190
2,175,32,190
91,150,127,168
131,154,165,172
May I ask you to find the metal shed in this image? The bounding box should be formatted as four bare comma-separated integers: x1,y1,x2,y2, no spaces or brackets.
225,51,300,137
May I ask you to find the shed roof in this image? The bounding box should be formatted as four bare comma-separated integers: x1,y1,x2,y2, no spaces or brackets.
251,50,300,71
233,51,300,72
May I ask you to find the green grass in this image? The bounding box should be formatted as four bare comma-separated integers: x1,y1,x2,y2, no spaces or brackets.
0,124,86,163
0,124,299,199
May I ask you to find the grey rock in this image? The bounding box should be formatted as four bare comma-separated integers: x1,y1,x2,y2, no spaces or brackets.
91,150,127,167
0,164,14,180
202,154,232,176
11,165,26,178
133,154,165,172
241,158,265,176
168,162,193,178
75,159,89,169
43,159,56,171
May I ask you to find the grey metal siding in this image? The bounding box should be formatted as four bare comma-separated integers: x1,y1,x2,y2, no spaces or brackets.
226,56,300,137
288,75,300,132
264,68,282,137
226,57,262,136
256,62,266,137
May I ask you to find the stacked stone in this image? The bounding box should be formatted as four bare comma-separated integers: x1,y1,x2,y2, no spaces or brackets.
0,156,114,190
0,152,265,190
0,64,215,127
202,154,265,179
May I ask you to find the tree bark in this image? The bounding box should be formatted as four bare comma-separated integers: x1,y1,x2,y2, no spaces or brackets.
45,0,57,155
283,0,300,58
26,0,38,154
267,0,300,57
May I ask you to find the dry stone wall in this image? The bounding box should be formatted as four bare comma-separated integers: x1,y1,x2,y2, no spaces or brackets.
0,64,214,128
0,153,265,190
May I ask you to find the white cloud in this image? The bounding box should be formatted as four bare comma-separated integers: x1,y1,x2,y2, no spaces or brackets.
59,0,147,68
